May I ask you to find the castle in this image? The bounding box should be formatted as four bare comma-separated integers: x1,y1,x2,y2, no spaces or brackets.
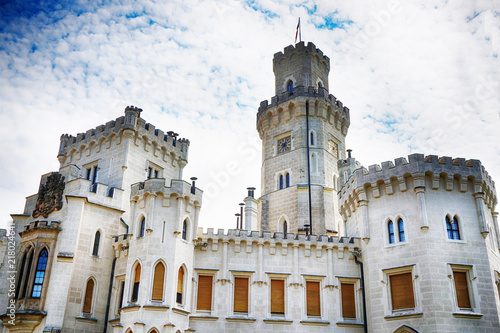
0,41,499,333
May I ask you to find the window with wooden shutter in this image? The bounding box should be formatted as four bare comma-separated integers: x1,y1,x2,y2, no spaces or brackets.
131,263,141,302
306,281,321,316
390,272,415,311
177,267,184,303
234,277,249,313
83,278,94,313
197,275,213,311
271,279,285,315
341,283,356,319
453,271,471,309
152,262,165,301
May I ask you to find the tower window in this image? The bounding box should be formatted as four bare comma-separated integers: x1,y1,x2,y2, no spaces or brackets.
92,231,100,256
398,218,405,242
182,220,187,240
285,173,290,188
446,216,460,240
310,131,314,146
131,263,141,302
31,248,48,298
82,278,95,314
177,266,185,304
139,217,146,237
152,262,165,301
388,220,395,244
287,80,293,94
279,174,284,190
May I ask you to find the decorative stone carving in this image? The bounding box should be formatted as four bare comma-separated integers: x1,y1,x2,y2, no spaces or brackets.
32,172,65,218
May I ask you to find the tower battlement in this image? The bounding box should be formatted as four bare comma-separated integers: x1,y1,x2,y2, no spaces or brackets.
272,41,331,94
339,153,497,208
57,106,190,166
273,41,330,68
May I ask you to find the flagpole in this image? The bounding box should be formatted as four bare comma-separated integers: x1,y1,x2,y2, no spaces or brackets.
299,18,302,42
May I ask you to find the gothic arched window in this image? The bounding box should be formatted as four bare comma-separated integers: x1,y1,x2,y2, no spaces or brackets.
92,231,101,256
182,220,187,240
285,173,290,188
287,80,294,94
82,278,95,313
152,262,165,301
446,216,460,240
31,248,48,298
283,221,288,235
177,266,185,304
388,220,395,244
139,217,146,237
279,174,284,190
131,263,141,302
398,219,405,242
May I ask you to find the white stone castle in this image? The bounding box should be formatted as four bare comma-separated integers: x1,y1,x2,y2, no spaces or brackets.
0,41,499,333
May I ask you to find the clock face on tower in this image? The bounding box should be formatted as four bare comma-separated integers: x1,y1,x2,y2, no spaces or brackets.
277,136,291,154
329,141,338,159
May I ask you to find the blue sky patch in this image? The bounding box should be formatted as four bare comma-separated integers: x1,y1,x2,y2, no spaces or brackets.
244,0,278,19
315,12,353,30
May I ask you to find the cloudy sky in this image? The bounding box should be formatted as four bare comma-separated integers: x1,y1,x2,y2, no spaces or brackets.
1,0,499,231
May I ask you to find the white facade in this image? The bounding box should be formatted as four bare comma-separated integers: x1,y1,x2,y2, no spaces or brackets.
0,42,499,333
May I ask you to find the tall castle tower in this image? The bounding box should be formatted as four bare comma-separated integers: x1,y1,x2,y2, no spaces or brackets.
256,42,350,235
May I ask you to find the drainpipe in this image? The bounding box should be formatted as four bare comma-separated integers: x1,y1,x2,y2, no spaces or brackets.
354,252,368,333
306,101,313,234
104,256,117,333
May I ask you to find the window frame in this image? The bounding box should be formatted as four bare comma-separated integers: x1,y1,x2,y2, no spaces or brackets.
92,230,101,257
382,265,420,317
130,262,141,303
303,275,324,319
82,277,96,315
146,161,163,179
231,271,253,316
267,273,289,318
151,261,166,302
138,216,146,238
182,219,188,240
31,248,49,298
195,269,217,314
445,215,464,242
385,216,408,247
176,265,187,306
448,264,480,315
337,277,361,322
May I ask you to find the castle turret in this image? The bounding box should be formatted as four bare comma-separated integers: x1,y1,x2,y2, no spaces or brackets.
257,42,350,236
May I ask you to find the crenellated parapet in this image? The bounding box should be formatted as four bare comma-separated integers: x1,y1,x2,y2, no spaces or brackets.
273,41,329,67
57,106,190,166
256,86,350,138
339,154,497,219
130,178,202,208
196,227,360,256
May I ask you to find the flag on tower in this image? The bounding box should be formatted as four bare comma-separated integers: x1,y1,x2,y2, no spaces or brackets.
295,17,301,44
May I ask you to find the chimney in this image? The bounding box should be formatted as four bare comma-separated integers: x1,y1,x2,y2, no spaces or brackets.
244,187,258,231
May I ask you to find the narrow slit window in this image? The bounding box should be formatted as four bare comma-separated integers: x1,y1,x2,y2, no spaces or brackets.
182,220,187,240
92,231,100,256
131,263,141,302
177,267,184,304
279,174,284,190
285,173,290,188
139,217,146,237
388,220,395,244
398,219,405,242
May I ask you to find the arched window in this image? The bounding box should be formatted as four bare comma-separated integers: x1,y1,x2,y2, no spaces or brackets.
182,220,187,240
309,131,315,146
31,248,48,298
283,221,288,235
177,266,185,304
139,217,146,237
287,80,294,94
446,216,460,240
92,231,101,256
285,173,290,188
83,278,95,313
152,262,165,301
16,248,30,299
398,219,405,242
279,174,284,190
20,248,34,299
388,220,395,244
131,263,141,302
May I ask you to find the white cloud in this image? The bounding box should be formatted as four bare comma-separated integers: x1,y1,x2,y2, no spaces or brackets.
0,0,499,230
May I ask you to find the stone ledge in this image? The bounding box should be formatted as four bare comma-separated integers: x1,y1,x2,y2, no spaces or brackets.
121,304,140,312
300,319,330,326
263,318,293,324
336,320,364,327
76,316,97,322
225,315,257,323
189,315,219,321
172,307,190,316
143,304,169,311
452,312,483,319
384,311,423,321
